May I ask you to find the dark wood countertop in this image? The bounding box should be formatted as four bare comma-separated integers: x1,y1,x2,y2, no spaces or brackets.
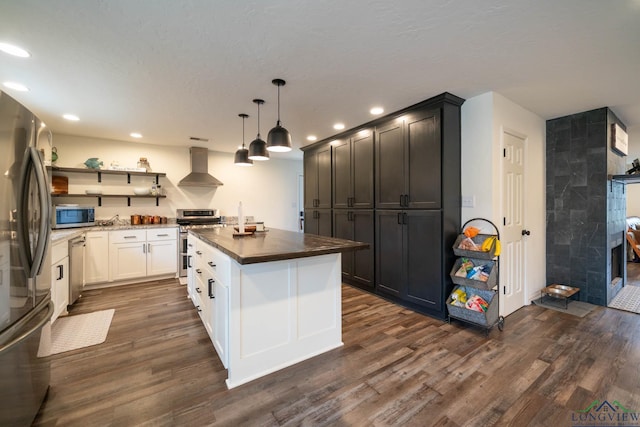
189,227,369,265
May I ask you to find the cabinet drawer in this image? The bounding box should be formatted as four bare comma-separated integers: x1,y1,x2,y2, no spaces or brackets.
147,228,177,242
52,240,68,264
208,246,230,285
109,230,146,244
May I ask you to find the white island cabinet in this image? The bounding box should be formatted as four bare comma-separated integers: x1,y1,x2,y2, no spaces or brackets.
188,227,367,389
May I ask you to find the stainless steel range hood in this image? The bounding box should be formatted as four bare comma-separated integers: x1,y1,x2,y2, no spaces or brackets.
178,147,224,187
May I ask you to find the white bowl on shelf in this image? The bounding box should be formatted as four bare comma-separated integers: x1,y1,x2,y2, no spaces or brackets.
85,188,102,195
133,187,150,195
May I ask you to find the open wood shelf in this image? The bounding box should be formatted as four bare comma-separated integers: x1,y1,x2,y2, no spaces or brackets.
49,166,166,183
51,193,166,207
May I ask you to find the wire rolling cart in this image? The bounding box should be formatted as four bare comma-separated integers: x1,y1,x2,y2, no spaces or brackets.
447,217,505,334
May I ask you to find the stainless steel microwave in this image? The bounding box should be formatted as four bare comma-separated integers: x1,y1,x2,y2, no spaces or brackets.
53,205,95,229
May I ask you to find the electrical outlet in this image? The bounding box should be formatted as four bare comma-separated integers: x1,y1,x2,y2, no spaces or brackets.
461,195,475,208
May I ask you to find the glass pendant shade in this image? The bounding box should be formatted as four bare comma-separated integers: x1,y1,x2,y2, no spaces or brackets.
234,113,253,166
248,99,269,161
267,78,292,152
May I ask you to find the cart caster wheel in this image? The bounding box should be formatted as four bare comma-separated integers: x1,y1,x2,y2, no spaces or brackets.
497,316,505,331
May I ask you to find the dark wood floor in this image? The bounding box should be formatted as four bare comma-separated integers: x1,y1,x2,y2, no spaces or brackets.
32,279,640,426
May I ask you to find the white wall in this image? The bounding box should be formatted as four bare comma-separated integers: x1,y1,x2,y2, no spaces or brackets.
51,134,303,231
624,126,640,217
461,92,546,307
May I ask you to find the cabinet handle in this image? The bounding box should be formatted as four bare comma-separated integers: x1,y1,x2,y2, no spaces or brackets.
196,269,202,274
196,287,202,293
157,233,169,237
196,305,202,313
143,244,146,253
208,261,216,268
124,236,137,239
196,250,202,255
403,212,408,225
404,194,409,207
208,278,215,299
147,243,151,252
188,243,193,248
187,255,192,268
397,213,402,225
57,264,63,280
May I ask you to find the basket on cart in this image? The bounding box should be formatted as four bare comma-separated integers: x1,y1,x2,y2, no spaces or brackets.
447,286,499,328
449,257,497,290
452,233,498,260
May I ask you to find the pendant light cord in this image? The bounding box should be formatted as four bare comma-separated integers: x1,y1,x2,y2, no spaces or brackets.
277,84,281,125
242,116,246,148
257,102,261,138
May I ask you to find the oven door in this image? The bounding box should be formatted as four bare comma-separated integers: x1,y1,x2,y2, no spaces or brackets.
179,231,188,277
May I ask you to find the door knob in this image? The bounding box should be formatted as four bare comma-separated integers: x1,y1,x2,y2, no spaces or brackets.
522,229,531,236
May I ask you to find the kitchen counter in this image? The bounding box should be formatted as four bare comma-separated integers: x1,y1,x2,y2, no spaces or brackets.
190,227,369,265
51,223,179,242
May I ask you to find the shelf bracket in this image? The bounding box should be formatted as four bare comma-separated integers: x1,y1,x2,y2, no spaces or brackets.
156,197,159,207
98,196,102,207
97,172,102,183
155,174,160,184
127,197,131,207
127,173,131,184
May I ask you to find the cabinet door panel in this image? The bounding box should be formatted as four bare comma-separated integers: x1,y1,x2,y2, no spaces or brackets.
375,210,403,296
110,243,147,281
303,153,318,209
317,146,332,208
352,132,374,209
85,231,109,284
352,210,374,289
375,122,404,209
317,209,333,237
333,211,353,279
303,209,317,234
147,240,177,276
405,210,442,308
407,110,441,209
332,139,350,209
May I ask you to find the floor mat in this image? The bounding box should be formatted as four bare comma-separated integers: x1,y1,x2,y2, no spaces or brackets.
38,309,114,357
531,298,597,317
608,285,640,314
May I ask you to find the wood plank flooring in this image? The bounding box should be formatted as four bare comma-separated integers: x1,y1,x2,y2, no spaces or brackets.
32,279,640,426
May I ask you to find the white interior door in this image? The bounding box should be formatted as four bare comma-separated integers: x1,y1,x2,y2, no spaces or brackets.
501,131,526,316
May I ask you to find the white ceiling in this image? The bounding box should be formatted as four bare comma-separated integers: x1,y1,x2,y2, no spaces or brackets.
1,0,639,160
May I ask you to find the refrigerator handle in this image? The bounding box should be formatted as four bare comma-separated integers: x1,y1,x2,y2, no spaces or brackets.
0,299,53,356
16,148,34,277
29,147,52,278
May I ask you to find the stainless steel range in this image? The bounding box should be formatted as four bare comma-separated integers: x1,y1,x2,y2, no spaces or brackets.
177,209,223,277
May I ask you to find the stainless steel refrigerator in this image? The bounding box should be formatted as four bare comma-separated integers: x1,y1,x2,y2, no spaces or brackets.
0,91,53,426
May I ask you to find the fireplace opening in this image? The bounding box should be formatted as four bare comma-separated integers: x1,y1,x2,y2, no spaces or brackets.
611,244,623,285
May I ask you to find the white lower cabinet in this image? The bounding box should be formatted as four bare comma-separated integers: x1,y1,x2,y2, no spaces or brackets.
51,240,69,323
109,228,177,282
85,231,109,284
187,234,229,368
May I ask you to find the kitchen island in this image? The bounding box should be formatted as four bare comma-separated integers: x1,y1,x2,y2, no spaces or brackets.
187,227,368,388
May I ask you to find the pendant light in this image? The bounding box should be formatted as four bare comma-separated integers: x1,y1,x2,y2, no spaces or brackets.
267,78,292,152
234,113,253,166
248,99,269,161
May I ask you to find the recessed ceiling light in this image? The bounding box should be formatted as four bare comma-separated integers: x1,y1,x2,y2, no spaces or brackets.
130,132,142,138
0,42,30,58
333,123,345,130
63,114,79,121
3,81,29,92
370,107,384,115
306,135,317,141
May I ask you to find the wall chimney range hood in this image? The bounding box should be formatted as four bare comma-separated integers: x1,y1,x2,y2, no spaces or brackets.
178,147,224,187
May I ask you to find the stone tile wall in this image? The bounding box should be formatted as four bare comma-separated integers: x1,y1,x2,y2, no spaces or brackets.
546,107,627,306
